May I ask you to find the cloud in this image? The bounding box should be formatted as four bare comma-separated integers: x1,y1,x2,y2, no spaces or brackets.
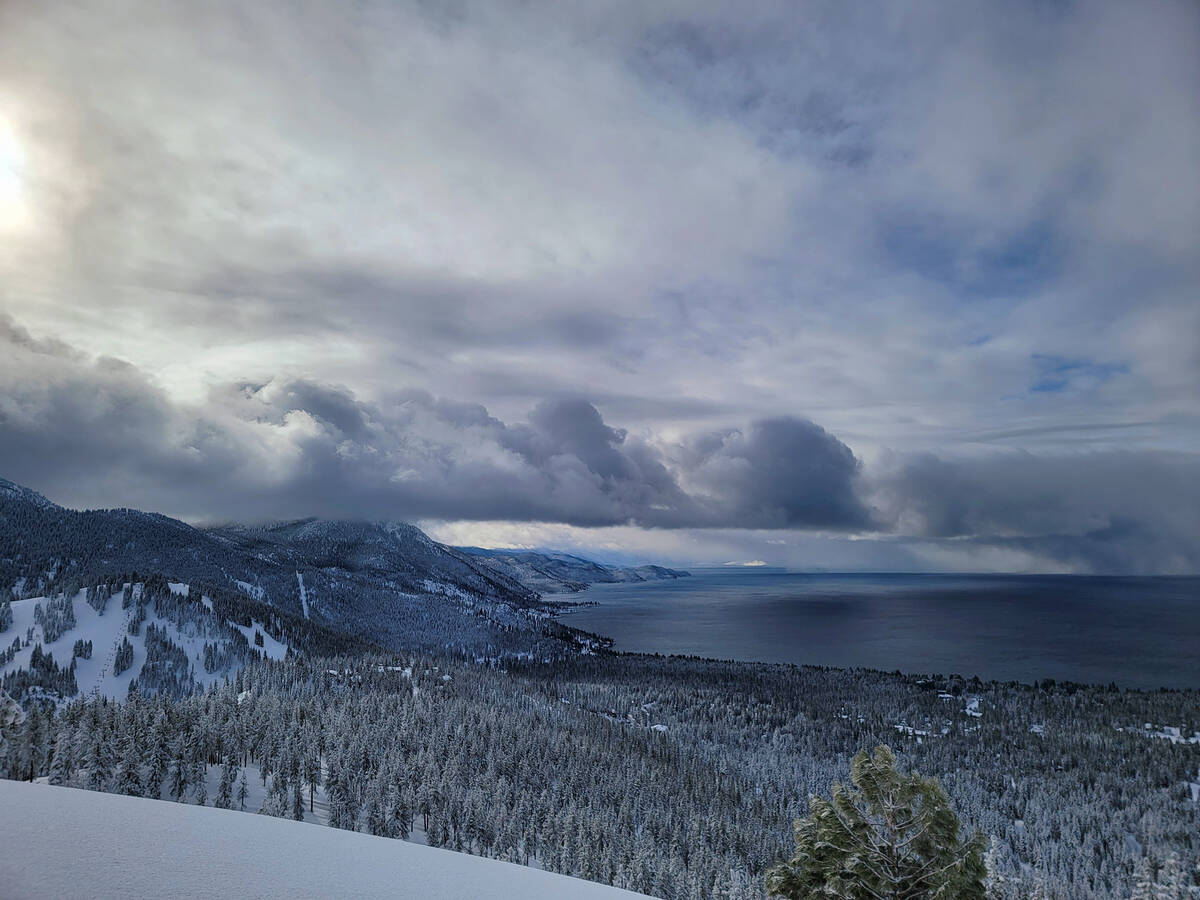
3,320,1197,572
0,324,868,531
0,2,1197,573
0,0,1194,453
869,451,1200,574
674,418,869,529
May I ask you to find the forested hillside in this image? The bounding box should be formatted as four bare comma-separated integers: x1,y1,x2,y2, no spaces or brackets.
4,651,1197,899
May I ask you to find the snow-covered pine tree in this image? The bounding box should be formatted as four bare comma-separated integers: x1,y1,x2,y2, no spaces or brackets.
113,637,134,676
1130,858,1157,900
766,745,986,900
47,729,72,786
13,705,47,781
0,689,25,758
167,734,189,802
290,775,306,821
145,714,169,799
115,733,143,796
216,755,237,809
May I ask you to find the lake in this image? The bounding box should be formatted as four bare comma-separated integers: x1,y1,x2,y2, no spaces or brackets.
557,571,1200,689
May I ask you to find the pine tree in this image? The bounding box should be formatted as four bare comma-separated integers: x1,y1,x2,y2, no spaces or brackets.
237,770,248,811
291,776,306,821
261,775,288,817
216,756,237,809
16,705,46,781
1130,857,1156,900
364,773,389,836
194,769,208,806
168,735,189,802
766,745,986,900
302,742,321,814
146,723,169,800
85,732,112,792
115,733,143,796
113,636,135,676
47,729,72,786
0,689,23,755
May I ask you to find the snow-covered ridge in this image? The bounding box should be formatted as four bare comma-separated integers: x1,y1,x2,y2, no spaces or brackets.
0,477,58,510
455,546,689,594
0,780,651,900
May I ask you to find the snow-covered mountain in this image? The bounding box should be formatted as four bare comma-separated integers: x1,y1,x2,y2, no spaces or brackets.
0,478,604,660
0,780,651,900
456,547,689,594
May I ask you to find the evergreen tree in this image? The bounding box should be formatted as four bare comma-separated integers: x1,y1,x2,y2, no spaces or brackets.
15,705,46,781
0,689,23,755
47,729,72,786
85,732,112,792
291,776,306,821
216,756,237,809
193,760,208,806
115,733,143,796
113,637,134,676
1130,858,1156,900
168,735,189,802
1158,853,1185,900
145,717,169,799
766,746,986,900
262,774,289,817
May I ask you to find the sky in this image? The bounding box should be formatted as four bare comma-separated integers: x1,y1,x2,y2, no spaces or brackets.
0,0,1197,573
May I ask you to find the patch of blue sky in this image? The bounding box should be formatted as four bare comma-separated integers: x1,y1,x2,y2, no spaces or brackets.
1029,354,1128,393
879,213,1064,300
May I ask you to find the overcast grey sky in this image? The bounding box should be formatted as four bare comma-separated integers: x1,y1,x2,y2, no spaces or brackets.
1,0,1197,572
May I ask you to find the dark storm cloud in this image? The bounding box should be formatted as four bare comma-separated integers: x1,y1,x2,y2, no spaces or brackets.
869,452,1200,574
1,324,1197,571
0,327,861,529
675,418,870,529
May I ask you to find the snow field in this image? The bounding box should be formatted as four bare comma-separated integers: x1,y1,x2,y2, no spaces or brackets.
0,781,652,900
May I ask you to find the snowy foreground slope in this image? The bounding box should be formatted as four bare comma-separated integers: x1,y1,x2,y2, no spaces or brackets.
0,781,652,900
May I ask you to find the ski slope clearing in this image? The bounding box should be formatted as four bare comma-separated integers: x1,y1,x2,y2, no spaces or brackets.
1,586,286,701
0,781,652,900
296,571,310,619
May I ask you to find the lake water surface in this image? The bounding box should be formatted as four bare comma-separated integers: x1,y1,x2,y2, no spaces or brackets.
557,572,1200,689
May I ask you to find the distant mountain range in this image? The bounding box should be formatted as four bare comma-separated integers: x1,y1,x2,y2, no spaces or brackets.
455,547,688,594
0,477,686,665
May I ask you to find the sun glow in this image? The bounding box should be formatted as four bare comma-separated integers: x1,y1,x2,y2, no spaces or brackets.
0,117,28,231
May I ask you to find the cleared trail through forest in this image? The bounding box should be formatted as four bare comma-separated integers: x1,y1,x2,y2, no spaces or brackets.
296,572,310,620
88,586,138,701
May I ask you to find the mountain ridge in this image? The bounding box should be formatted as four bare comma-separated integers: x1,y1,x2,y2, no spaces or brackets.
0,478,677,665
455,546,689,594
